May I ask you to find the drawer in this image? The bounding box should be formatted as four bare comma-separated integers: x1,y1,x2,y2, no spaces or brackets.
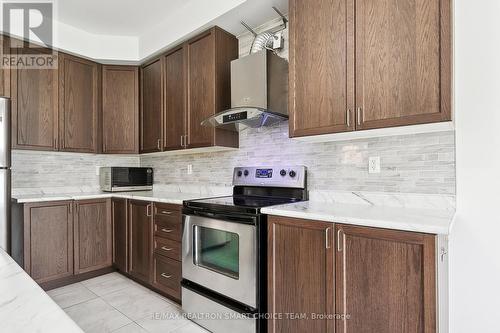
153,254,181,300
154,237,181,261
154,219,182,241
154,203,181,218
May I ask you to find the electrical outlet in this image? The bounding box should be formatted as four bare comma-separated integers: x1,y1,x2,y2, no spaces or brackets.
187,164,193,175
368,156,381,174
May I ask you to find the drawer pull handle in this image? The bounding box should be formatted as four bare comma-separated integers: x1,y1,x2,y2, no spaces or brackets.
160,210,173,215
161,246,173,251
161,228,173,233
161,273,172,279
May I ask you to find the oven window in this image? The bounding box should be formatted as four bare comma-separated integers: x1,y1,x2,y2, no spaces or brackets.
194,226,239,279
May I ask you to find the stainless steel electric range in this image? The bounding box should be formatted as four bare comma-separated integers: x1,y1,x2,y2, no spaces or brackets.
181,166,307,333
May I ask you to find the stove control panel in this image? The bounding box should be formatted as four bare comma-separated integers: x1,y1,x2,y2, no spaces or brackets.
233,166,307,188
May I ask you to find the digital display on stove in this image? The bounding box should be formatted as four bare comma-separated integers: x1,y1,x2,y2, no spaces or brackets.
256,168,273,178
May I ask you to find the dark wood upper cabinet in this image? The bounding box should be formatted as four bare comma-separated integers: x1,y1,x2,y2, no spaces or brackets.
128,200,153,284
335,224,436,333
22,201,73,284
289,0,354,137
268,216,335,333
289,0,452,138
11,47,58,150
112,198,128,273
59,53,100,153
186,27,238,149
355,0,451,130
140,58,163,153
102,65,139,154
74,199,112,274
163,46,186,151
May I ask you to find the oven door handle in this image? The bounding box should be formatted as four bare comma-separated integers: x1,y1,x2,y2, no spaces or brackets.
186,210,257,225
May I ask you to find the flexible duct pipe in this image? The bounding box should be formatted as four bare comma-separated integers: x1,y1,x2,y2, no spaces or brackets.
249,32,275,54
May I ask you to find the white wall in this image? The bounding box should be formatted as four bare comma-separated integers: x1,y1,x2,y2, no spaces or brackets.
451,0,500,332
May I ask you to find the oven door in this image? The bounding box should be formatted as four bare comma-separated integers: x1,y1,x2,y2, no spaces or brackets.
182,213,257,308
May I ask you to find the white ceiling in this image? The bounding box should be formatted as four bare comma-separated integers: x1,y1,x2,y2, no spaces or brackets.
23,0,289,62
57,0,193,36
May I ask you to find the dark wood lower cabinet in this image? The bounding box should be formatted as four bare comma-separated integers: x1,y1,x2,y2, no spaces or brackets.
15,201,74,284
12,198,183,301
151,202,182,302
112,198,128,272
74,199,112,274
268,216,437,333
335,224,436,333
128,200,153,284
152,254,182,301
268,216,335,333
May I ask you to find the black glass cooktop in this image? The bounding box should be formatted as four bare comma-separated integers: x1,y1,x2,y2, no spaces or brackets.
184,195,300,215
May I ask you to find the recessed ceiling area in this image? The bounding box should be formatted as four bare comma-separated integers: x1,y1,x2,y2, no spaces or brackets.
57,0,193,36
47,0,289,63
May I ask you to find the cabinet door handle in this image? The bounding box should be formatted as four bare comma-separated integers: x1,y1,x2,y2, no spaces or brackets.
357,107,363,125
160,210,173,215
157,139,161,150
325,227,331,249
346,109,351,127
146,204,152,217
161,273,172,279
161,228,173,233
184,135,188,148
180,135,184,147
337,229,343,252
161,246,173,251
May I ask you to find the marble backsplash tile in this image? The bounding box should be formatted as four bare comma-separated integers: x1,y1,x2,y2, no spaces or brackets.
141,122,456,195
11,150,140,195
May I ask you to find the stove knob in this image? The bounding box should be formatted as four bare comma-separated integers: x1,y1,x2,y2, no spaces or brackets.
280,169,287,176
237,170,242,177
289,170,297,178
244,170,249,176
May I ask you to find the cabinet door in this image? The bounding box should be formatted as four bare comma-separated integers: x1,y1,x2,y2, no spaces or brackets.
0,35,10,97
112,198,128,272
74,199,112,274
11,48,58,150
335,224,436,333
140,58,163,153
163,47,186,151
289,0,354,137
128,200,153,283
186,31,215,148
268,216,335,333
102,66,139,154
355,0,451,129
24,201,73,283
59,53,100,152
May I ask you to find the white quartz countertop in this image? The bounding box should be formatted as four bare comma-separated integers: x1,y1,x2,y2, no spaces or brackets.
0,248,83,332
261,201,455,235
13,191,455,234
12,190,210,205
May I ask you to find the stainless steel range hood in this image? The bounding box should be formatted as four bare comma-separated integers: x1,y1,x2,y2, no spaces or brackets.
201,50,288,132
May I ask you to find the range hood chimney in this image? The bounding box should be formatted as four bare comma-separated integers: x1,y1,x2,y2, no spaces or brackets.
201,50,288,132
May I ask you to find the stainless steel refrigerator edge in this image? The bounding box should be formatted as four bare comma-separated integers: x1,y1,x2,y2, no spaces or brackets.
0,97,11,253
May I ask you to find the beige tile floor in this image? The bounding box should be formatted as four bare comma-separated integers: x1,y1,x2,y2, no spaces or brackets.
47,272,209,333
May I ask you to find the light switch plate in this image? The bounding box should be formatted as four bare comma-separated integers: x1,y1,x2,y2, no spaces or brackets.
368,156,381,174
187,164,193,175
96,166,100,176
